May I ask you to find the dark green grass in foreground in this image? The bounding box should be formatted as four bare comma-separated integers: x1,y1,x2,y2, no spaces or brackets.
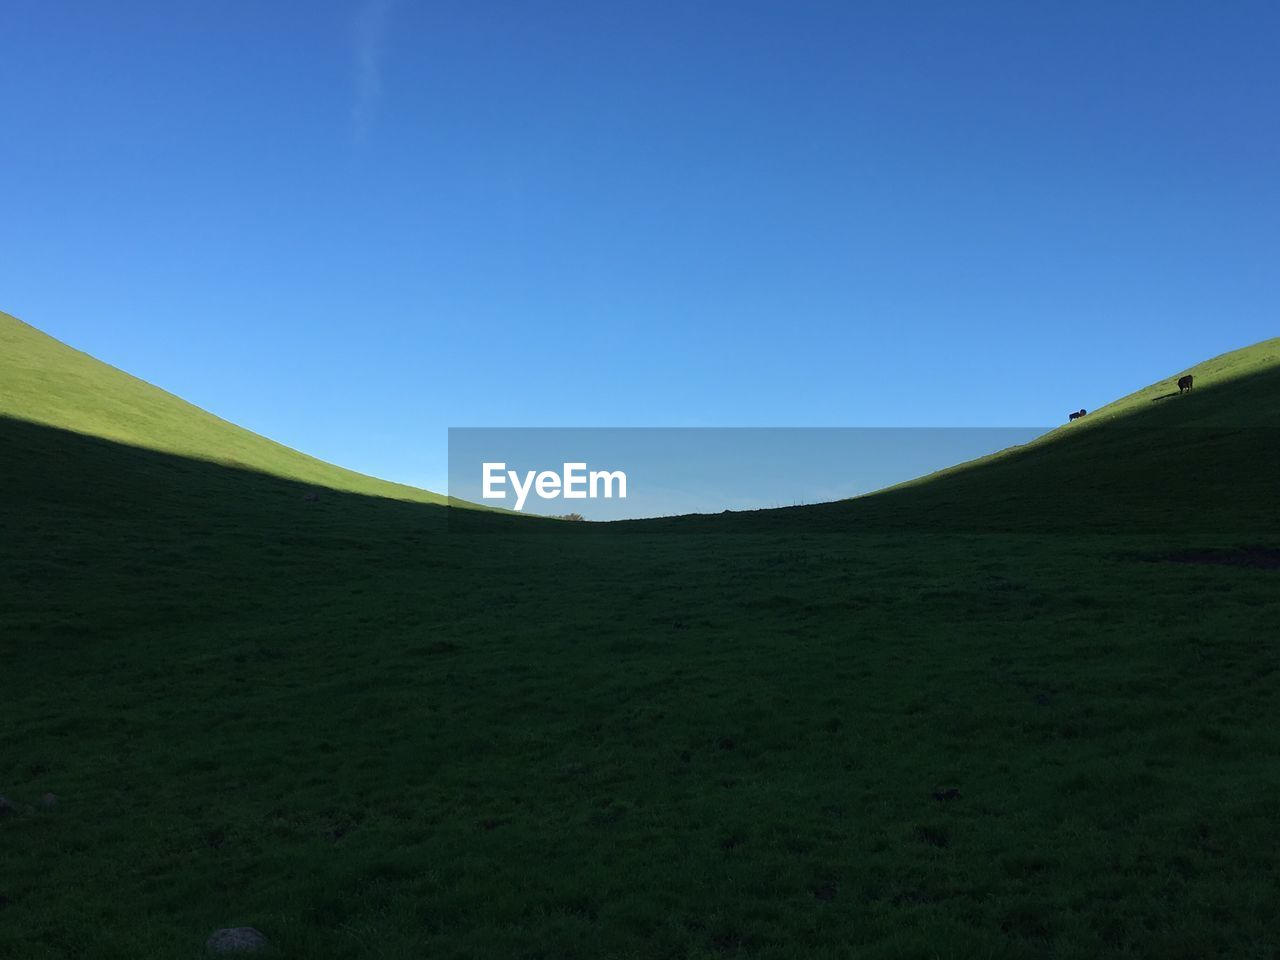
2,332,1280,957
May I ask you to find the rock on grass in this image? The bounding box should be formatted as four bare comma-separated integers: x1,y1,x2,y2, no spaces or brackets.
206,927,268,954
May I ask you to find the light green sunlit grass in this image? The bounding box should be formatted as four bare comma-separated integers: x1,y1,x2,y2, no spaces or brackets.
0,311,446,504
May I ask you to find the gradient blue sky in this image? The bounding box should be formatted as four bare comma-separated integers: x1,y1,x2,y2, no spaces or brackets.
3,1,1277,492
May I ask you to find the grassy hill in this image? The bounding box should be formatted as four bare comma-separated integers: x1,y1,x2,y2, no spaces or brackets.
628,336,1280,537
2,318,1278,959
0,310,446,504
842,335,1280,535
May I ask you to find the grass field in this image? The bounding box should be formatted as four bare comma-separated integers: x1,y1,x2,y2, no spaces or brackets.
2,311,1278,958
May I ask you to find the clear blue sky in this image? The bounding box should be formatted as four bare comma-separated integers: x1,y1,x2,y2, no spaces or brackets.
3,1,1277,492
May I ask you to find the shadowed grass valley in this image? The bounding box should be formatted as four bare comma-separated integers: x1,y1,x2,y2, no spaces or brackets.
1,311,1279,958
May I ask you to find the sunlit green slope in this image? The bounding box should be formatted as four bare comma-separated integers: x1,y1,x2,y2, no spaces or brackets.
633,335,1280,535
0,310,446,504
837,335,1280,534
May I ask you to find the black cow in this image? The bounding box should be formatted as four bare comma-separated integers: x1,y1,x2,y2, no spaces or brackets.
1068,408,1087,421
1178,375,1194,393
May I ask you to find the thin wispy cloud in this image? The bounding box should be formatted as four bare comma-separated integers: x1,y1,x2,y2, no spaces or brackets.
352,0,393,141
